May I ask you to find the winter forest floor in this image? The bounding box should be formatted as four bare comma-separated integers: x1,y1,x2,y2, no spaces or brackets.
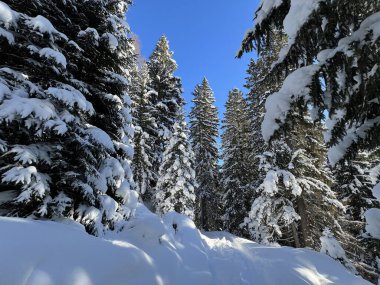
0,205,371,285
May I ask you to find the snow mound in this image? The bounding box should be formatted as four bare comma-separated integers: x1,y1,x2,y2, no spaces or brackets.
0,208,371,285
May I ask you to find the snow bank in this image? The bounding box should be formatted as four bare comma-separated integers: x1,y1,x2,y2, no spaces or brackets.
0,207,371,285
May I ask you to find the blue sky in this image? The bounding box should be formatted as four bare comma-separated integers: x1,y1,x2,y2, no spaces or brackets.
127,0,259,121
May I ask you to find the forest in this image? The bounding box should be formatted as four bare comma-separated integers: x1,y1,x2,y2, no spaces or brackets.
0,0,379,284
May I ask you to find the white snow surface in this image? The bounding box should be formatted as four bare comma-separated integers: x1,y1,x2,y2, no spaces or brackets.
364,208,380,240
103,32,119,50
327,117,380,166
372,183,380,202
284,0,324,42
84,124,115,151
250,0,324,67
255,0,283,26
0,1,18,28
0,205,370,285
39,48,67,68
0,26,14,44
26,15,68,41
47,87,94,114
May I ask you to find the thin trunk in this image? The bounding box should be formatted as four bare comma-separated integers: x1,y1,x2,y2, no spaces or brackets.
292,222,301,248
297,196,310,247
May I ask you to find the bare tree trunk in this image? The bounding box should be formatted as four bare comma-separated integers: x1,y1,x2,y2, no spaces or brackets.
292,222,301,248
297,196,310,247
200,198,207,230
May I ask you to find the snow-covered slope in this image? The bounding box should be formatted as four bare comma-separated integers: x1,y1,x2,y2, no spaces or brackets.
0,205,371,285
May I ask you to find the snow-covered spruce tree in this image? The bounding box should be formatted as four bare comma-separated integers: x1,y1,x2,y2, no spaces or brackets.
0,0,136,235
129,62,158,205
238,0,380,282
221,88,253,237
238,0,380,162
189,78,220,231
243,29,287,210
334,150,380,280
146,35,184,208
155,118,197,220
244,110,346,253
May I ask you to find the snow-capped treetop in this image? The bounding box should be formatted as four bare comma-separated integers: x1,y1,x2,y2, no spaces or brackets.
155,119,197,220
189,78,220,230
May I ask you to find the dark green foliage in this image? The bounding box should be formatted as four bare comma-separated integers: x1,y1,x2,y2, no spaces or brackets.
189,78,220,231
0,0,135,235
221,89,252,237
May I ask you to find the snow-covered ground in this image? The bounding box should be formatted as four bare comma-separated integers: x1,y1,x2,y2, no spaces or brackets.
0,205,371,285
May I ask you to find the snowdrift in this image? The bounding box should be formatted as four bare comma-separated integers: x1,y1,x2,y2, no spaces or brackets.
0,205,371,285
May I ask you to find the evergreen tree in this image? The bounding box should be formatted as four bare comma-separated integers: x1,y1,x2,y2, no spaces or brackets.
238,1,380,281
335,151,380,281
221,88,252,237
0,0,136,235
155,119,197,219
244,111,345,253
245,30,285,170
146,35,184,207
129,63,158,205
238,0,379,162
189,78,220,230
243,30,288,224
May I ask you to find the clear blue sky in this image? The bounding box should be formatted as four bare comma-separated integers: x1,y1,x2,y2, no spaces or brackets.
127,0,259,122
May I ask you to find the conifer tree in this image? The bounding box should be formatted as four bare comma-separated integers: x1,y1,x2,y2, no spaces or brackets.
155,119,197,219
221,88,252,237
146,35,184,207
244,29,287,202
238,0,379,161
244,111,345,252
0,0,136,235
189,78,220,230
238,1,380,282
334,151,380,281
129,63,158,205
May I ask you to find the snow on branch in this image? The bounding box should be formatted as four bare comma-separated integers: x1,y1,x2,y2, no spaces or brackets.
261,65,320,141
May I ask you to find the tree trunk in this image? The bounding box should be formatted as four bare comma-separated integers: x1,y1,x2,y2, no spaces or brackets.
297,196,310,247
292,222,301,248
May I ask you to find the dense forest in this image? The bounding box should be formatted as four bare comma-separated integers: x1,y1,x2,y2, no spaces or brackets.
0,0,379,284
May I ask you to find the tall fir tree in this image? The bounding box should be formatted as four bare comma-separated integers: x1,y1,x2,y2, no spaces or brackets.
238,0,380,282
145,35,184,208
0,0,136,235
245,30,286,176
244,111,347,255
221,88,252,237
155,118,197,220
189,78,220,231
129,62,158,205
240,17,352,269
243,30,288,229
